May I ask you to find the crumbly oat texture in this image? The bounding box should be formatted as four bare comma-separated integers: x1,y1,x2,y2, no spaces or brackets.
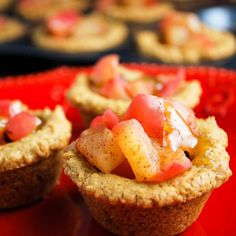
0,17,25,43
136,28,236,63
17,0,88,21
0,106,71,209
0,153,62,209
32,15,128,53
101,3,172,23
63,117,231,235
67,73,202,117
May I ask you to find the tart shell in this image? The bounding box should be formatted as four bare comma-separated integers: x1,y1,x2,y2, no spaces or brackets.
0,106,71,209
63,117,231,235
32,16,128,53
0,152,61,209
136,29,236,64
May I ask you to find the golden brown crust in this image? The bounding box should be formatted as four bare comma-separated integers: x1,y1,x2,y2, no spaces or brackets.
0,153,62,209
17,0,88,21
136,29,236,63
83,192,211,236
101,3,173,23
67,73,202,116
63,117,231,208
0,17,25,43
32,15,128,53
0,106,71,173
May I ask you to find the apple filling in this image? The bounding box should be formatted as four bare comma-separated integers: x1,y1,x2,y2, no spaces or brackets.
76,94,198,183
89,54,185,101
0,100,42,144
45,10,108,38
159,11,214,49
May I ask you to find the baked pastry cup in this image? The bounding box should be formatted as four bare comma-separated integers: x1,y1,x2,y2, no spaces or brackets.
63,95,231,236
32,12,128,53
16,0,89,21
97,0,173,24
67,55,202,125
136,11,236,64
0,15,26,44
0,105,71,209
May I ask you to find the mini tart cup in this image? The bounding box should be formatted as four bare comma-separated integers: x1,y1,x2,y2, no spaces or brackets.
0,17,26,44
0,106,71,209
17,0,89,21
63,117,231,235
67,73,202,125
135,28,236,64
32,15,128,53
101,3,173,23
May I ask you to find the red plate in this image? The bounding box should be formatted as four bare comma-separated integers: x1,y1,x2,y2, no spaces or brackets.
0,65,235,236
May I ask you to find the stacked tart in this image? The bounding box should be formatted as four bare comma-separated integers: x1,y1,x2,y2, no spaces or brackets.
0,100,71,209
67,54,202,124
136,11,236,63
0,15,25,43
63,94,231,235
33,11,128,53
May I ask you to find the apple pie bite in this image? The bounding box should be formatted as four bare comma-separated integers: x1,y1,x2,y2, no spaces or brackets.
136,11,236,63
63,94,231,235
67,54,202,125
33,11,128,53
0,100,71,209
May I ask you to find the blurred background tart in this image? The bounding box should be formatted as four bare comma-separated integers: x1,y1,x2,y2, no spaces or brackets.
32,10,129,53
16,0,89,21
136,11,236,63
0,15,26,43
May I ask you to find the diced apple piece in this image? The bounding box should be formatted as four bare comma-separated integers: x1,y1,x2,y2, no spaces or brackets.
153,147,192,182
77,128,125,173
0,100,24,118
164,105,198,151
165,98,198,135
126,79,154,98
46,10,79,37
100,77,130,100
6,112,41,141
112,119,160,182
90,109,119,130
124,94,164,141
91,54,120,86
156,69,185,97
